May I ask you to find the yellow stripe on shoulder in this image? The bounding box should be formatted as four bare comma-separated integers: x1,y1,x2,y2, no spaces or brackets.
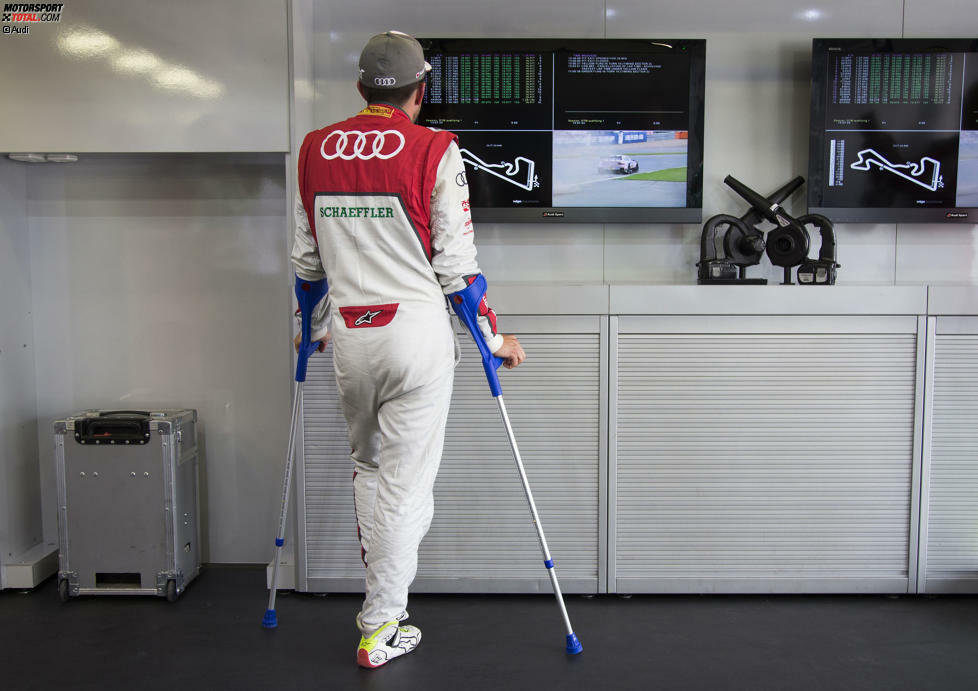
359,104,394,118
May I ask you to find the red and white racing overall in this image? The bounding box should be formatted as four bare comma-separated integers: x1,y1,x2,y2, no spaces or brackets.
291,103,500,636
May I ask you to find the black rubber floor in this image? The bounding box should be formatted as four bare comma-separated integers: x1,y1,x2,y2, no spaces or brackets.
4,566,978,690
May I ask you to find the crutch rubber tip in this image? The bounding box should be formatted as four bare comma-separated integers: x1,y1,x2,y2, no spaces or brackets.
262,609,278,629
566,633,583,655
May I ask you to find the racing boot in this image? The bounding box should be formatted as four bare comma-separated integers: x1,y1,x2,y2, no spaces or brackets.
356,620,422,669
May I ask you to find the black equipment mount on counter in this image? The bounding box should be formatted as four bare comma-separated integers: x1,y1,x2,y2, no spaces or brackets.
697,175,840,285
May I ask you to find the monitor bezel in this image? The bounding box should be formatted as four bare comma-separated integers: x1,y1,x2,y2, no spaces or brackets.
418,37,706,224
808,37,978,224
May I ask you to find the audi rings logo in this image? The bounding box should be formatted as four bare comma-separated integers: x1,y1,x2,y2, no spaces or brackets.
374,77,396,86
321,130,405,161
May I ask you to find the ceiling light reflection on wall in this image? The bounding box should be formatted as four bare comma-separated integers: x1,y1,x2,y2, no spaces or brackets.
57,28,119,58
153,66,224,98
294,80,315,102
154,66,200,90
55,25,224,99
112,50,160,75
798,8,824,21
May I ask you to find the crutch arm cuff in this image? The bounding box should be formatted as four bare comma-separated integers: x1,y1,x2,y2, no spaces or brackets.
449,274,504,397
294,275,329,382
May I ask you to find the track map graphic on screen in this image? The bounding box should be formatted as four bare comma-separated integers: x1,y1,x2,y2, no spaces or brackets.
419,39,705,222
809,38,978,222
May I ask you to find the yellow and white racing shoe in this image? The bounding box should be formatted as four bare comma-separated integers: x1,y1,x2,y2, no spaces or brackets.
356,620,422,669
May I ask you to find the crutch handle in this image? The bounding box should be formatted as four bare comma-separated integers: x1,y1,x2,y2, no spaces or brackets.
449,274,504,397
294,275,328,383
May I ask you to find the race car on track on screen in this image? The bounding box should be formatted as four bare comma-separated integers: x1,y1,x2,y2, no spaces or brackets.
597,155,639,174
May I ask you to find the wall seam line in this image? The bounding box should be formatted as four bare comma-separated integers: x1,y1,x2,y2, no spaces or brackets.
603,0,608,282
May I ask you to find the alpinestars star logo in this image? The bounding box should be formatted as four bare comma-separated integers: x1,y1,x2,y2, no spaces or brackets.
355,309,382,326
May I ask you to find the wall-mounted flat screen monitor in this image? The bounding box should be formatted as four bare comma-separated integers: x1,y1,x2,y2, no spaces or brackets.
809,38,978,223
417,38,706,223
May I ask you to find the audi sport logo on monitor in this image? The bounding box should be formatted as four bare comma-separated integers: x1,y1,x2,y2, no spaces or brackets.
374,77,396,87
320,130,405,161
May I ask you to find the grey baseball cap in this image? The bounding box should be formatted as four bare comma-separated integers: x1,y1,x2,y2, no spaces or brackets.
358,31,431,90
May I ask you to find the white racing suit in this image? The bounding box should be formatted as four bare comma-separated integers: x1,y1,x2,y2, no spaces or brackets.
290,103,501,636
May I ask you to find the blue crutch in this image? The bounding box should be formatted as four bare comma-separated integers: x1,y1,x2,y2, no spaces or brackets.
263,275,328,629
449,275,583,655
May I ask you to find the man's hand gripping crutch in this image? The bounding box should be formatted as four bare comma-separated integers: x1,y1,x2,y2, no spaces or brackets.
449,274,583,656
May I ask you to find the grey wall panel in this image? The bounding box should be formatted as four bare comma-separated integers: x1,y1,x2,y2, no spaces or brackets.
27,154,291,563
288,0,318,583
896,226,978,285
616,325,918,592
0,159,43,585
465,223,606,285
905,0,978,37
0,0,289,152
291,0,317,154
921,326,978,592
607,0,904,35
301,320,603,592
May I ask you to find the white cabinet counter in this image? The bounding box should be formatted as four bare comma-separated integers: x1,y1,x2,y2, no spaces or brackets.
293,284,978,594
919,289,978,593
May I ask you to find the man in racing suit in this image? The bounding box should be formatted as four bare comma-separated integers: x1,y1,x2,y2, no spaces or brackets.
290,31,525,669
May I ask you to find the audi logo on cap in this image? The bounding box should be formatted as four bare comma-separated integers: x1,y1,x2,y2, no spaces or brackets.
321,130,406,161
374,77,396,86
